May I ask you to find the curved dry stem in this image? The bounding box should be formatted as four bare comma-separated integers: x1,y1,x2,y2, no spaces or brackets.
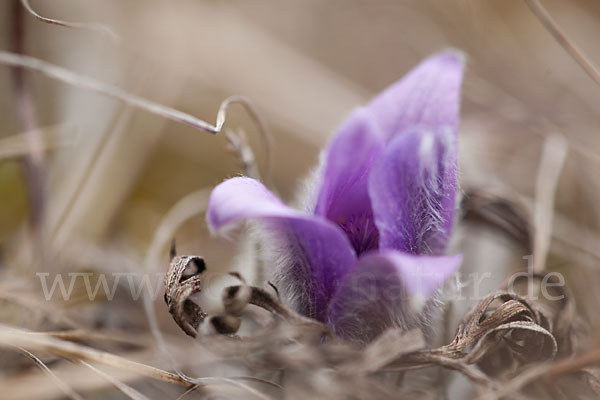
20,0,119,43
225,129,262,180
0,51,251,136
217,96,274,184
525,0,600,87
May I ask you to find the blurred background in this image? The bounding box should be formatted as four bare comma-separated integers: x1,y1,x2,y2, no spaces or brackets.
1,0,600,398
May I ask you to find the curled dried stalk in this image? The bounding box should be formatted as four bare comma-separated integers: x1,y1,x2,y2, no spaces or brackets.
380,291,556,377
163,250,208,337
164,245,331,339
163,248,558,389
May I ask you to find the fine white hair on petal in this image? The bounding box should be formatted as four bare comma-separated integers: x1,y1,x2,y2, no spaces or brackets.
261,156,327,314
415,127,457,255
290,150,327,214
250,219,315,316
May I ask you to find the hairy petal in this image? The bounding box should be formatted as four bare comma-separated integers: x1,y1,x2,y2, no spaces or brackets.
368,50,464,143
327,252,462,343
207,177,356,321
369,127,458,255
314,109,385,255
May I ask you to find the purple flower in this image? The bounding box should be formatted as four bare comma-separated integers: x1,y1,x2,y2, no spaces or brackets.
207,51,465,342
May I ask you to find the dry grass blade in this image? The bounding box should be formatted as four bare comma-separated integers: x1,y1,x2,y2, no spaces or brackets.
16,347,84,400
20,0,119,42
79,361,150,400
0,326,193,388
0,51,249,136
532,133,568,272
525,0,600,86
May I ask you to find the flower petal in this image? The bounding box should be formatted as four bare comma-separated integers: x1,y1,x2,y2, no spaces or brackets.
368,127,458,255
368,50,464,143
327,251,461,343
314,109,385,255
207,177,356,321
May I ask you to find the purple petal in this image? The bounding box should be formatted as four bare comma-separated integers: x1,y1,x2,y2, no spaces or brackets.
368,50,464,143
207,177,356,321
327,251,462,343
368,127,458,255
314,109,385,255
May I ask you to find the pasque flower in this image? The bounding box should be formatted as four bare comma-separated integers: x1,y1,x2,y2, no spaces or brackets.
207,51,465,342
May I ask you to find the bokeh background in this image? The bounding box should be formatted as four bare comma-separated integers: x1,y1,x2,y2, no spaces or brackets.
1,1,600,398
